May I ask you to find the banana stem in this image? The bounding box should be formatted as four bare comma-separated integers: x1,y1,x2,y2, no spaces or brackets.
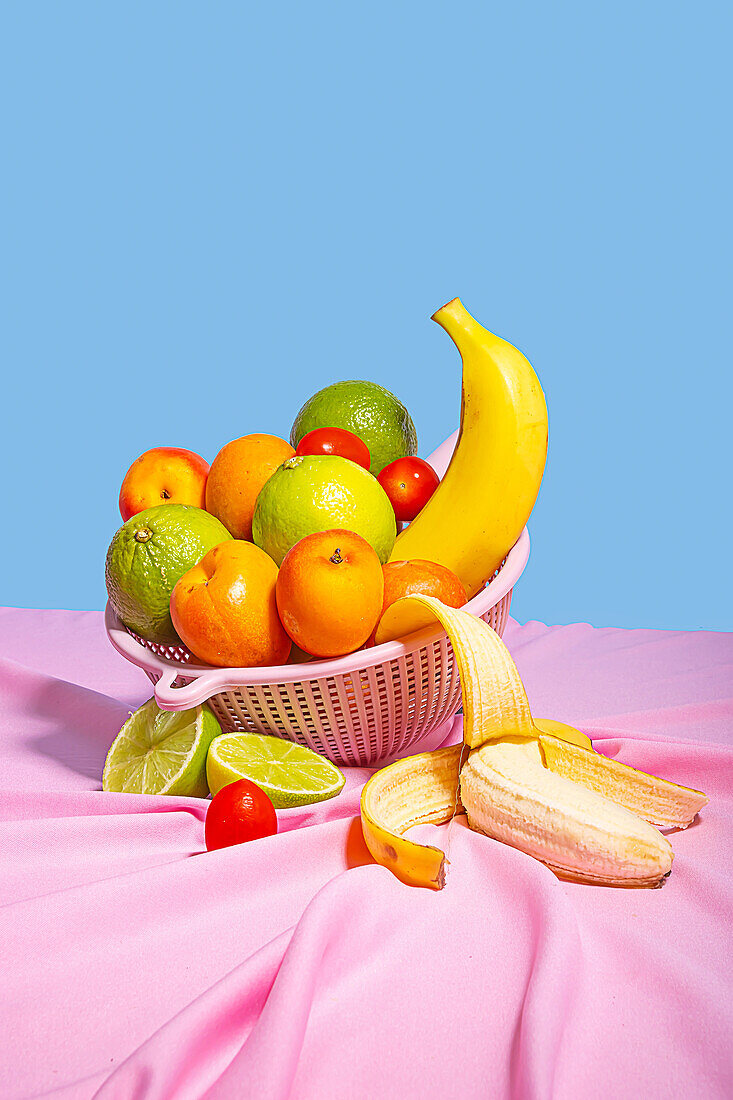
431,297,499,354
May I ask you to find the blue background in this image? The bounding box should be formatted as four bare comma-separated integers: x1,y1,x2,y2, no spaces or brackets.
1,2,730,630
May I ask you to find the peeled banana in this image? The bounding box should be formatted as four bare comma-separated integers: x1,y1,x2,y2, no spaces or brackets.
460,738,674,887
360,596,707,889
386,299,548,621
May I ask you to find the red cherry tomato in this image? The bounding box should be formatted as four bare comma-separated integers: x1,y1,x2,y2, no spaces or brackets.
296,427,371,471
377,457,440,522
205,779,277,851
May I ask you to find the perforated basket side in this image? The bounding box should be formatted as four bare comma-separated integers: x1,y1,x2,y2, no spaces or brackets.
197,587,513,767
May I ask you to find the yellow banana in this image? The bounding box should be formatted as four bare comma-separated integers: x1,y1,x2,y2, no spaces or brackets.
360,596,707,889
387,298,548,612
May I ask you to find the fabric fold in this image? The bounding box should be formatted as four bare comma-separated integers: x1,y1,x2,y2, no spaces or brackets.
0,608,730,1099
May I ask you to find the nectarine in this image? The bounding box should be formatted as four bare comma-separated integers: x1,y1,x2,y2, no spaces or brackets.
119,448,209,521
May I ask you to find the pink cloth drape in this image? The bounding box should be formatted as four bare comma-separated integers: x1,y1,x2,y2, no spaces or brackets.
1,607,731,1099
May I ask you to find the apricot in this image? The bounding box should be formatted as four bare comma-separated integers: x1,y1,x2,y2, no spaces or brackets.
206,434,295,540
276,529,384,659
118,447,209,521
170,541,290,668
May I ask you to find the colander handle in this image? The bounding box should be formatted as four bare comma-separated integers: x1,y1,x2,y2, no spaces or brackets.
154,667,226,711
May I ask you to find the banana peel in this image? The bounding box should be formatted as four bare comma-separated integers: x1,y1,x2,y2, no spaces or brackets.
538,735,707,829
360,595,707,889
360,744,463,889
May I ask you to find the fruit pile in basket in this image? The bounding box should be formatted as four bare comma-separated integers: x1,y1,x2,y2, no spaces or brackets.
101,296,708,883
105,299,549,666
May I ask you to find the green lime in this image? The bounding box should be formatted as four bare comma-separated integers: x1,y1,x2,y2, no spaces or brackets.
251,454,396,566
105,503,231,644
102,698,222,796
290,380,417,476
207,732,345,807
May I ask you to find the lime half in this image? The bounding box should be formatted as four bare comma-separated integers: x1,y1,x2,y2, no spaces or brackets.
102,698,222,796
207,732,345,808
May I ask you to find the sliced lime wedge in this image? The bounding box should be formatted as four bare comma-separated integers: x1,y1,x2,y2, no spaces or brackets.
207,732,345,808
102,698,221,796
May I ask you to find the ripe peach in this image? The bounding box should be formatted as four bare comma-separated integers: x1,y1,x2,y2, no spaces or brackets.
118,448,209,521
206,434,295,540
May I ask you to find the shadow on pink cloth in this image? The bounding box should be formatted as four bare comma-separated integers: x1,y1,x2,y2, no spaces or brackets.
0,607,731,1099
31,671,128,782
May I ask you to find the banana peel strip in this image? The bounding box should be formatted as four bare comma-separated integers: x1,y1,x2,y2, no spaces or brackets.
360,745,463,890
382,595,536,748
539,735,707,829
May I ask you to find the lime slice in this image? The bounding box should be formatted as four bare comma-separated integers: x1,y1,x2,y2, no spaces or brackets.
207,732,346,808
102,698,222,796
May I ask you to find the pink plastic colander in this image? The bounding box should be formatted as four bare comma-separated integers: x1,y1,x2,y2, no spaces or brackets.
104,433,530,767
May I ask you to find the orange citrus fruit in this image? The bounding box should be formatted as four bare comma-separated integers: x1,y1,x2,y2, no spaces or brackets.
205,434,295,540
276,529,384,658
371,559,467,645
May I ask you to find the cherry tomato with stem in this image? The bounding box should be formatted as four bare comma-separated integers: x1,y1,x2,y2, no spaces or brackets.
205,779,277,851
377,457,440,523
296,427,371,471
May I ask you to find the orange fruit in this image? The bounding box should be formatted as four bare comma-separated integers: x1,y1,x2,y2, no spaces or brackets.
205,434,295,540
370,559,467,645
170,541,290,668
276,529,384,658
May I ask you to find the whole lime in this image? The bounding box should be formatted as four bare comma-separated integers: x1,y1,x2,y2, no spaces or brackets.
252,455,397,565
290,380,417,476
105,504,232,644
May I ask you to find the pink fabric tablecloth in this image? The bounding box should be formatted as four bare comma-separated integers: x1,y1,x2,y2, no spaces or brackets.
1,607,731,1100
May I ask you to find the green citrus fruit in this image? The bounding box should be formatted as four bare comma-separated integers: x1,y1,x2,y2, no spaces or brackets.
251,455,396,565
207,731,345,807
290,380,417,475
105,503,232,644
102,697,221,796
